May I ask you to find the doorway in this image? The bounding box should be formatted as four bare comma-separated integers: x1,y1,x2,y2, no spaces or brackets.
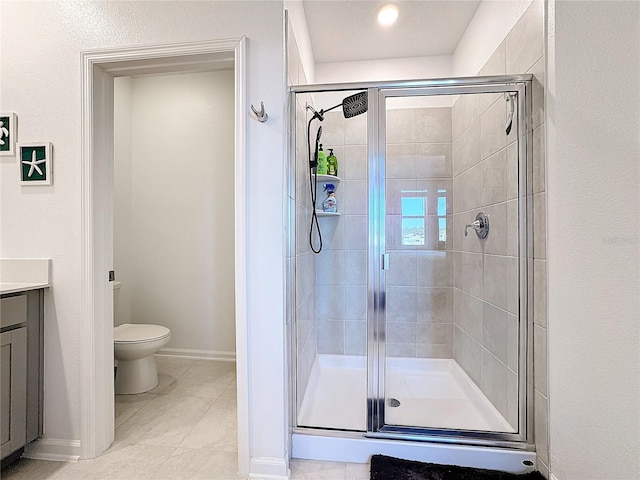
80,39,248,474
112,71,236,361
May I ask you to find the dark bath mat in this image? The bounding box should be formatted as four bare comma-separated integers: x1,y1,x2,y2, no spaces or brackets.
370,455,547,480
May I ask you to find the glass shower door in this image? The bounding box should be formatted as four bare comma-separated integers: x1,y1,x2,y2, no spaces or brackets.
293,89,369,432
373,82,529,440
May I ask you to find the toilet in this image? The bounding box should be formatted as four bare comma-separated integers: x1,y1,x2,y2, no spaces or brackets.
112,281,171,394
114,323,171,394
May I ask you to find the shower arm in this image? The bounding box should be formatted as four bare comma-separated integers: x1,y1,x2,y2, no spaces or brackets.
319,103,342,117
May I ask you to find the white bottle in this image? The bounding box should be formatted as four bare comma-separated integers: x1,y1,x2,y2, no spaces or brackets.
323,184,337,213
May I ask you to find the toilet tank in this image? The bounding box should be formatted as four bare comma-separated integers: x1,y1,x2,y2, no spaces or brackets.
113,281,126,327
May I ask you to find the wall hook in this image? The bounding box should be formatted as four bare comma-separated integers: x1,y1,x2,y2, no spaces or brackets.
251,101,268,123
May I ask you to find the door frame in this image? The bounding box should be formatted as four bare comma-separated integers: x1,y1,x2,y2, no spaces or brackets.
79,38,249,472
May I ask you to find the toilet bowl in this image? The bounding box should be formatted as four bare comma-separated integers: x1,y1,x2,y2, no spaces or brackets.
114,323,171,394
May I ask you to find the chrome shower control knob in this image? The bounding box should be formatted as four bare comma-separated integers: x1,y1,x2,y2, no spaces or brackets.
464,212,489,239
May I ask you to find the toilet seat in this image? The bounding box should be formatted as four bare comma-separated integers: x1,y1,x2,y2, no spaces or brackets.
114,323,170,344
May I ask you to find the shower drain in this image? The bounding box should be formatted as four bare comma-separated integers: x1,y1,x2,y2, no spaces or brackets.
387,398,401,407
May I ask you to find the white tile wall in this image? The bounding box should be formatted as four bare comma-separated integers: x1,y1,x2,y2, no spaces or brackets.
416,251,453,286
450,0,548,469
415,107,453,143
483,256,508,311
415,143,452,178
452,93,481,141
417,287,453,324
314,109,369,355
505,0,544,74
289,24,318,419
480,99,509,159
481,349,509,417
454,289,483,342
482,302,508,364
481,148,508,206
453,120,481,175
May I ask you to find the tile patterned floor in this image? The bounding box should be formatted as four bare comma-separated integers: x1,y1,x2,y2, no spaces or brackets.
1,356,370,480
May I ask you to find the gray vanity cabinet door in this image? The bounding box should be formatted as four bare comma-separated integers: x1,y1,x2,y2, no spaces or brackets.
0,327,27,459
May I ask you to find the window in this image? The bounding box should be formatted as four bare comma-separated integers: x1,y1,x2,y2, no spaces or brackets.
437,189,447,243
401,192,426,246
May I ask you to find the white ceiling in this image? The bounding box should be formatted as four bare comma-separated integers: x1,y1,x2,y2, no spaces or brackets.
303,0,482,64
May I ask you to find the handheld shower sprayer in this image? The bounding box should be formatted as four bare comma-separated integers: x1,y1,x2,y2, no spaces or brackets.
311,126,322,169
306,91,368,254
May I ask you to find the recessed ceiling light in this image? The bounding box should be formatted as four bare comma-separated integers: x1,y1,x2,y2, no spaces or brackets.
377,4,398,27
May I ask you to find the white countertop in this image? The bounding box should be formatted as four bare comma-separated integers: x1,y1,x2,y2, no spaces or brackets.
0,282,51,295
0,259,52,295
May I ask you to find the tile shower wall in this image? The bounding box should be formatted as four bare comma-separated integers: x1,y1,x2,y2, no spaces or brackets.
518,2,548,475
287,22,315,415
451,86,520,430
315,105,454,359
383,106,454,358
315,109,368,356
451,0,547,467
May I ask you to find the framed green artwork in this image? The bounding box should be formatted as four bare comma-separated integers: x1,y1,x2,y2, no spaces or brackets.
19,142,52,185
0,112,17,156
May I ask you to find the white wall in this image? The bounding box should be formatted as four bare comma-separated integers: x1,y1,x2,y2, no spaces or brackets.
313,56,455,110
314,55,453,84
0,1,288,476
284,0,315,83
113,77,134,327
547,1,640,479
114,71,236,357
453,0,532,76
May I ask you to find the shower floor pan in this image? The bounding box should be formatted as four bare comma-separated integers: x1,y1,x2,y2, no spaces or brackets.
298,354,514,433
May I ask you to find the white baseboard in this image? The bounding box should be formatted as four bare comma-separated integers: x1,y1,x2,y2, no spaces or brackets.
248,457,290,479
550,475,559,480
23,438,81,462
157,348,236,362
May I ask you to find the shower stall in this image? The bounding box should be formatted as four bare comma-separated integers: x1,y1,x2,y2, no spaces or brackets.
288,75,535,472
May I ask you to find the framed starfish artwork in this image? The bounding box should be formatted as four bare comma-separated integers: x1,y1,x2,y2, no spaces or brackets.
0,112,17,156
19,142,52,185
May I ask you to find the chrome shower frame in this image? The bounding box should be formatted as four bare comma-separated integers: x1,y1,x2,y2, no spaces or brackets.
288,75,534,452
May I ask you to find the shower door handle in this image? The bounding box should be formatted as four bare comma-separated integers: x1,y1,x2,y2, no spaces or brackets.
382,254,390,270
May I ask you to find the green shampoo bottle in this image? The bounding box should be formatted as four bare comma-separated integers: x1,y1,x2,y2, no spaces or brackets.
327,148,338,176
317,144,328,175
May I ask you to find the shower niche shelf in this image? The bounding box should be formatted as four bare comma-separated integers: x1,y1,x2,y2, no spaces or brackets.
316,174,341,188
316,175,341,217
316,210,340,217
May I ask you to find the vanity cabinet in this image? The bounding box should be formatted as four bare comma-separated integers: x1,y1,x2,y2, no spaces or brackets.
1,326,27,459
0,290,44,464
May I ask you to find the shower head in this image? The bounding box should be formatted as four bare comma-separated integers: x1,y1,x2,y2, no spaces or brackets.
342,91,368,118
321,91,369,119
